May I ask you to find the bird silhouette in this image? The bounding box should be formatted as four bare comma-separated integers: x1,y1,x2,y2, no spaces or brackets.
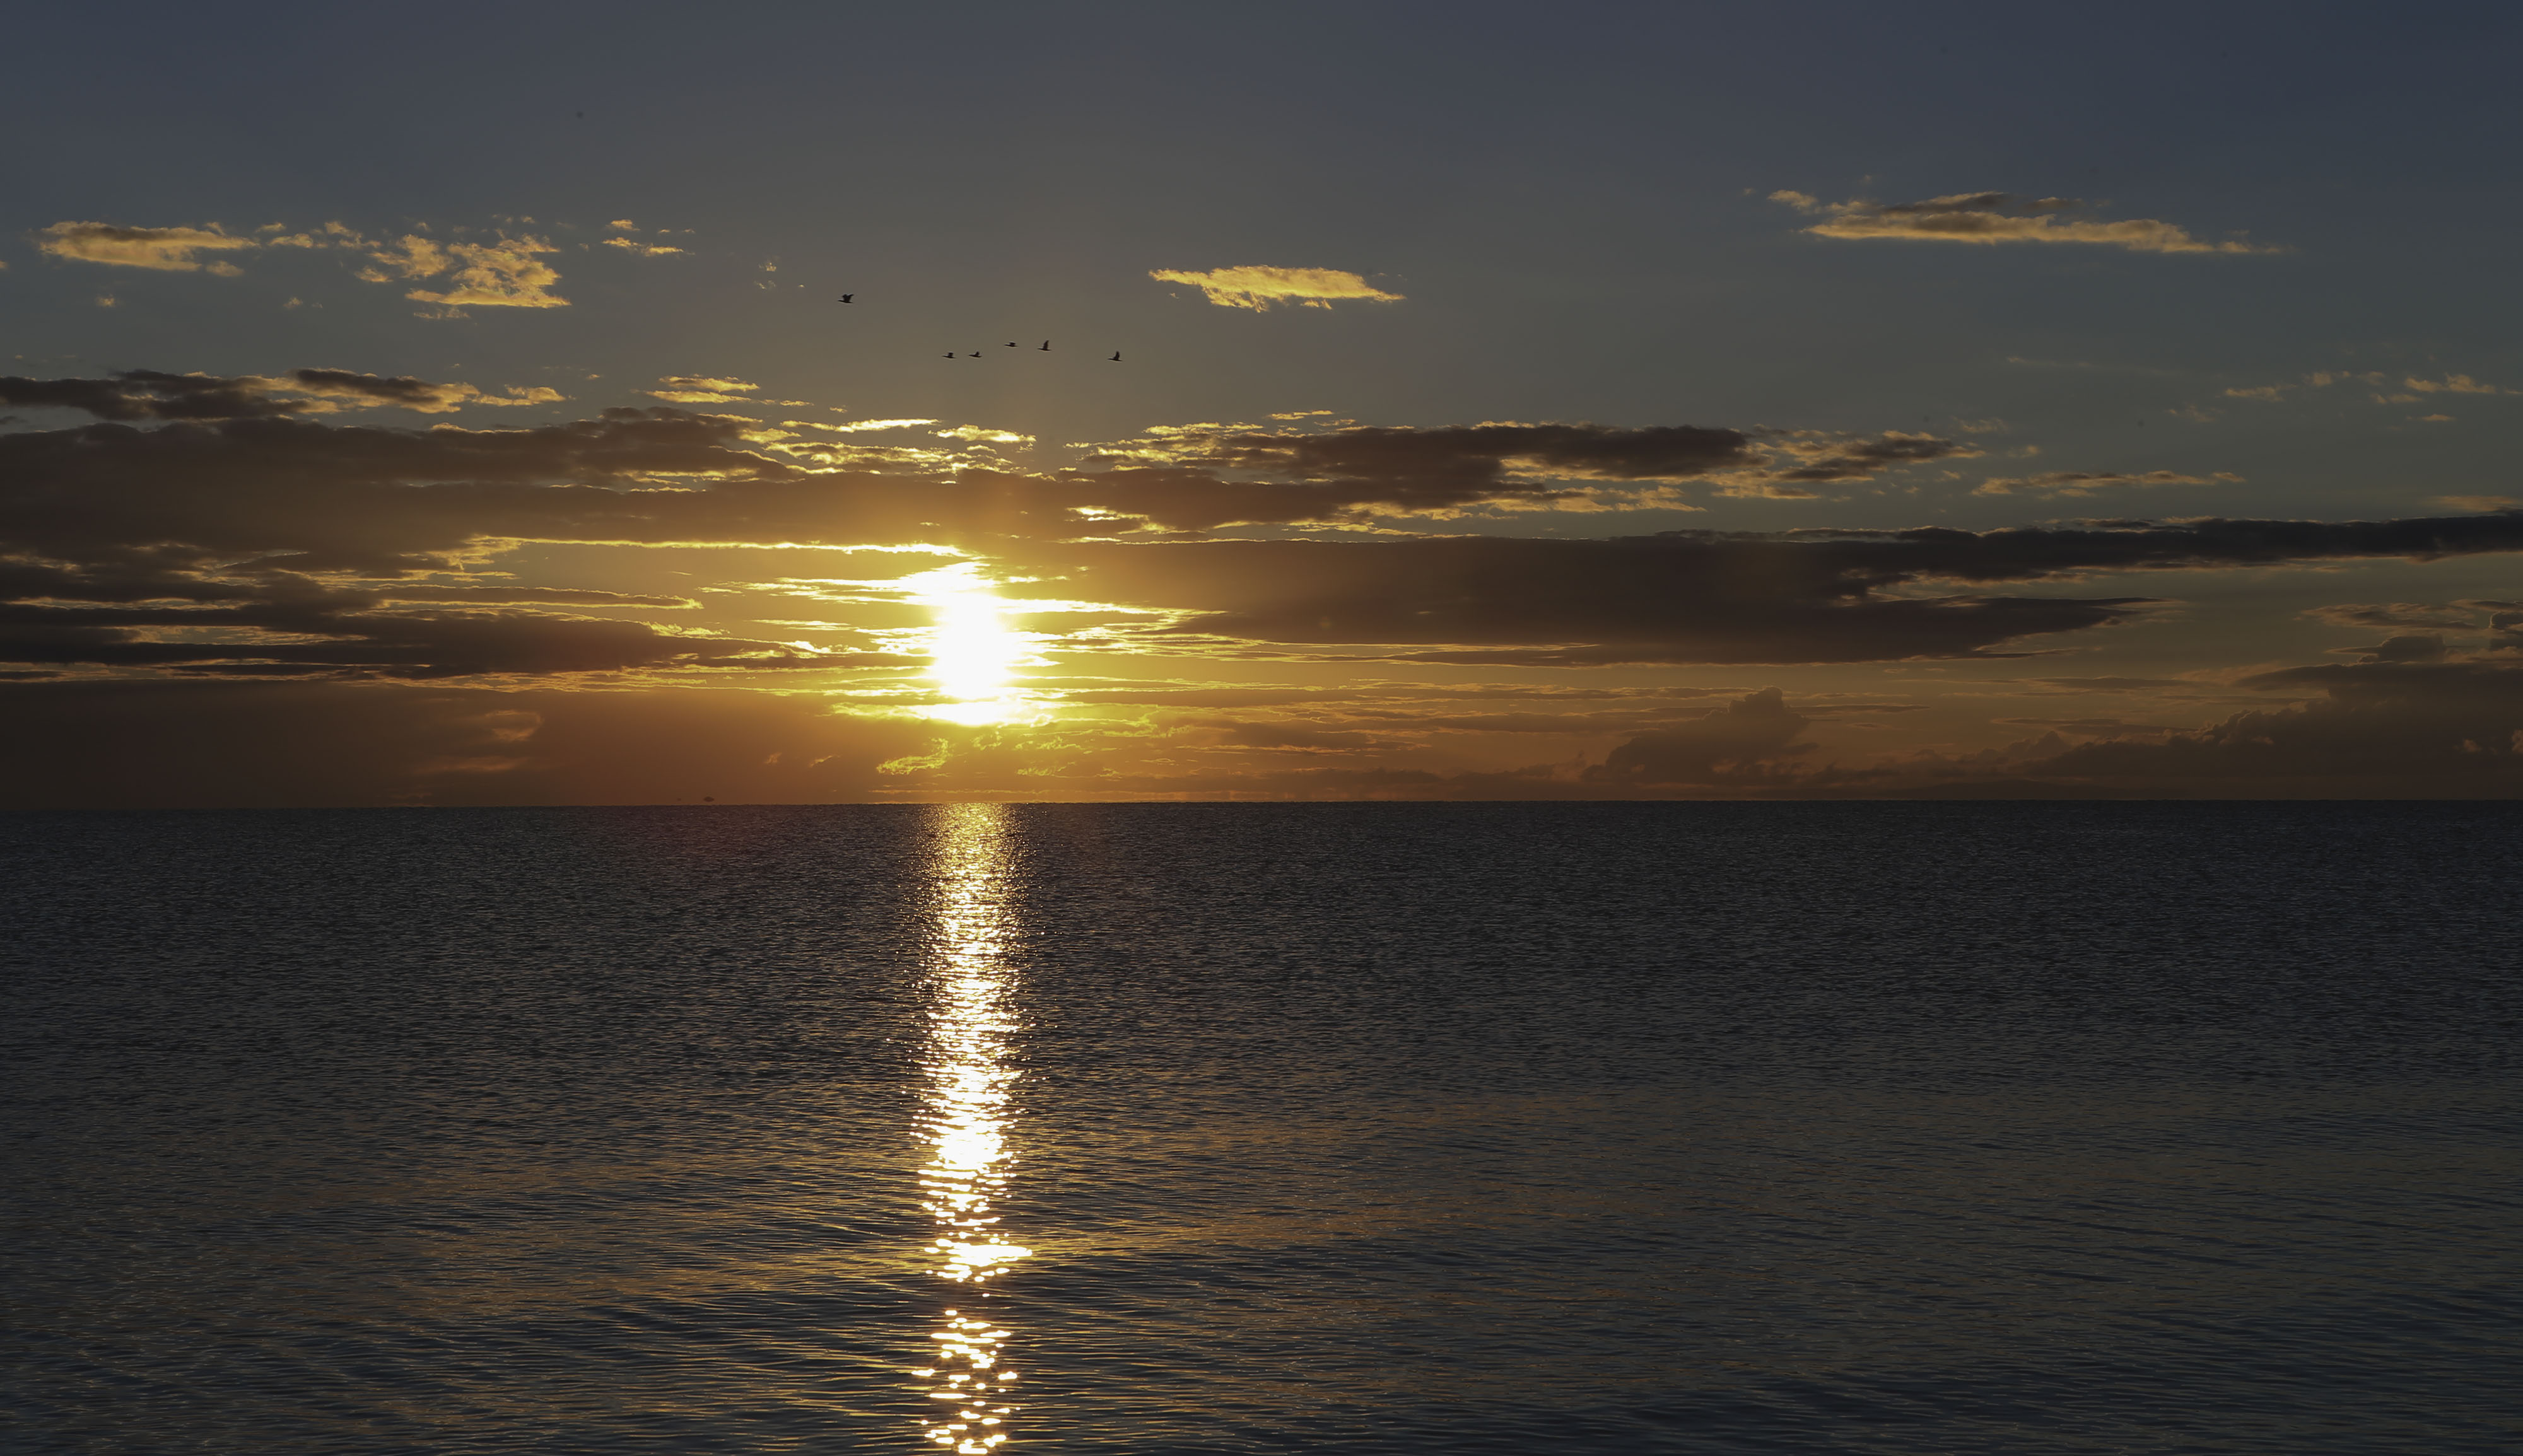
1109,351,1121,361
837,294,853,303
942,352,957,358
967,351,981,357
1006,342,1018,347
1038,341,1051,351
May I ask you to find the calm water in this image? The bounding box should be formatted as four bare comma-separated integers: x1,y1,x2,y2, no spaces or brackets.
4,803,2519,1454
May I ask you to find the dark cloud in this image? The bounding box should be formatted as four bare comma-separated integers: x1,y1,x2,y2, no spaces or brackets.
2026,664,2523,794
2023,677,2205,694
1024,512,2523,664
16,389,2523,677
0,600,899,678
1031,536,2149,664
0,556,883,678
0,370,305,421
1084,421,1978,516
1584,689,1813,785
2303,602,2482,631
2346,634,2449,663
0,369,559,421
0,680,934,809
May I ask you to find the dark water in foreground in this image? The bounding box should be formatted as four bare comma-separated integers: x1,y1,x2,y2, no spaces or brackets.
4,803,2519,1454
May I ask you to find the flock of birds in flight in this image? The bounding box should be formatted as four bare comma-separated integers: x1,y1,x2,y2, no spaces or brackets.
834,295,1120,361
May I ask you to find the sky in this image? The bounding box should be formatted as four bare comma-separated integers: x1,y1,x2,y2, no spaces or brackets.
6,0,2523,805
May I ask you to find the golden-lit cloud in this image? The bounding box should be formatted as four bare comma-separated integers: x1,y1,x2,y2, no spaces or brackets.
644,376,761,404
278,370,565,414
2405,374,2511,395
260,221,366,249
602,236,685,257
1148,264,1403,311
1974,469,2241,498
35,221,260,272
360,233,568,310
1771,190,2281,254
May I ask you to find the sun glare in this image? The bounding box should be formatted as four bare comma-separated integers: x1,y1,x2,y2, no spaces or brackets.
906,564,1032,725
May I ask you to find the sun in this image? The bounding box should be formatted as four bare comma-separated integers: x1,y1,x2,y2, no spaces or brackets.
905,564,1033,725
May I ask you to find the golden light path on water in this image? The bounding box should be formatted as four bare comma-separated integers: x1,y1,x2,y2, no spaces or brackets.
907,564,1034,726
913,803,1030,1452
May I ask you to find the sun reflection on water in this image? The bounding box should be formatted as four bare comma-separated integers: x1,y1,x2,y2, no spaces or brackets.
914,802,1029,1452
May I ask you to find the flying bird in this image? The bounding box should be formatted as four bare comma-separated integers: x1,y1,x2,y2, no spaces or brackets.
836,294,853,303
967,351,981,357
1038,341,1051,351
1109,351,1121,361
1007,342,1018,347
942,352,956,358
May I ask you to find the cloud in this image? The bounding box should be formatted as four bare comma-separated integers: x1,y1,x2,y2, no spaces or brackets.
644,376,761,403
1148,265,1403,311
0,369,562,420
2404,374,2512,395
0,561,903,678
18,386,2523,676
1024,507,2523,665
0,680,934,808
935,425,1033,445
1772,191,2280,254
34,221,260,272
2027,664,2523,795
2302,602,2481,631
283,370,563,413
1029,535,2152,664
602,237,685,257
361,233,568,310
1583,689,1813,785
1974,469,2240,498
1084,421,1977,520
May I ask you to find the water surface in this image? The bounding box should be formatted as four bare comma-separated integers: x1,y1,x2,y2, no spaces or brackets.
5,803,2519,1452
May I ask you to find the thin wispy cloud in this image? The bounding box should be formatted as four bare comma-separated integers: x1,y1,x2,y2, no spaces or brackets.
1149,265,1402,311
1771,191,2281,255
1975,469,2241,498
0,368,561,420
